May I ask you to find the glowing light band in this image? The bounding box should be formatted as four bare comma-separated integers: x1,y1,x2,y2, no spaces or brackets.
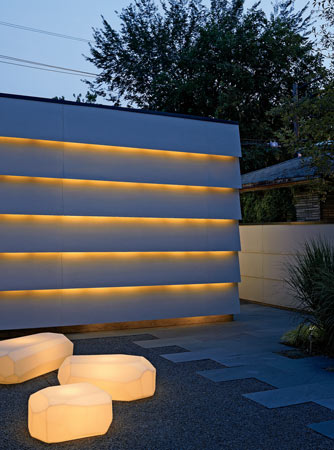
0,136,236,160
0,250,235,258
0,214,236,225
0,174,234,193
0,282,235,296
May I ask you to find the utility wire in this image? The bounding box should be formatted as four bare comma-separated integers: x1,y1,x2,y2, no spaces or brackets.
0,60,96,78
0,55,97,77
0,20,91,43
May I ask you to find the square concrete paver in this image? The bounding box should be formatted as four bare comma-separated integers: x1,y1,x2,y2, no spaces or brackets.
197,364,287,384
62,307,334,446
134,337,201,348
314,398,334,410
132,301,334,439
244,382,334,408
309,420,334,439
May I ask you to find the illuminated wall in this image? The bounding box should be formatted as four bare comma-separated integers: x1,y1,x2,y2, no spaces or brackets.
0,94,242,330
239,223,334,308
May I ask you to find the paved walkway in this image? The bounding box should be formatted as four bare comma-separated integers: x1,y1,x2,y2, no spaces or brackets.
69,301,334,441
2,302,334,449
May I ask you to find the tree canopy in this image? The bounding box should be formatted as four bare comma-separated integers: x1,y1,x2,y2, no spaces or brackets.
273,0,334,190
85,0,327,144
314,0,334,58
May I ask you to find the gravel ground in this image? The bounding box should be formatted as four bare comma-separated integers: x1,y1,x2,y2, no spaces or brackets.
1,333,334,450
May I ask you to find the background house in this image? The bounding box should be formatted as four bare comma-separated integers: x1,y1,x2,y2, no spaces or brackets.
239,156,334,309
241,156,334,222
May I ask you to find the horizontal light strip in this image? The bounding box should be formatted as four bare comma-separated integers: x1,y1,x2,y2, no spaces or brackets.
0,282,236,296
0,214,236,225
0,251,235,257
0,174,234,192
0,136,235,161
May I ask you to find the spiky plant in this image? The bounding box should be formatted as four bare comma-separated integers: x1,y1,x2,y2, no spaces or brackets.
285,238,334,353
314,269,334,351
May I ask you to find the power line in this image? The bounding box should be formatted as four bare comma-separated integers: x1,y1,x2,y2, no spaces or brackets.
0,54,97,76
0,20,91,43
0,60,96,78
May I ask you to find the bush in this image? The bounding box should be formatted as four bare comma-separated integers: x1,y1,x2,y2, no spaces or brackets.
281,323,325,350
284,238,334,354
314,269,334,350
240,188,296,223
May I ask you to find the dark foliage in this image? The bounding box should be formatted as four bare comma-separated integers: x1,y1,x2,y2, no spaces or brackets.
285,238,334,354
241,188,296,223
85,0,326,141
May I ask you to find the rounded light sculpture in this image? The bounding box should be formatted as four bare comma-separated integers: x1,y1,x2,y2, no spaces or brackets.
58,354,156,401
28,383,113,443
0,333,73,384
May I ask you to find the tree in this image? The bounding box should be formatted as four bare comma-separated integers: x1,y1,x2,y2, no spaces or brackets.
274,0,334,190
72,92,97,103
241,188,296,223
314,0,334,59
276,82,334,187
85,0,326,145
240,142,291,174
53,93,97,103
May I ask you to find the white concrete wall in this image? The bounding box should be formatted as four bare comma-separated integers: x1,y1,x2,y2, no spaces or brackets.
239,223,334,308
0,96,242,329
0,176,240,219
0,139,241,188
0,97,241,156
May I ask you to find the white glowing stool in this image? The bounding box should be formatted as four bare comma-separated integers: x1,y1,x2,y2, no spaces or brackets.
58,354,156,401
0,332,73,384
28,382,113,443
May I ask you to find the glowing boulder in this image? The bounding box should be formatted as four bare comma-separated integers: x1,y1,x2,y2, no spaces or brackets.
0,332,73,384
58,354,156,401
28,382,113,443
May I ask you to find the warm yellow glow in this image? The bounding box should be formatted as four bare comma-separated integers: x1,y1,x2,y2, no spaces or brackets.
0,252,58,258
0,174,234,192
58,355,156,401
0,282,235,297
0,250,235,258
0,213,236,226
28,383,113,443
0,333,73,384
0,135,235,161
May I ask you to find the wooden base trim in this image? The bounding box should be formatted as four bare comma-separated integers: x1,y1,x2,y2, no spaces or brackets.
0,314,234,339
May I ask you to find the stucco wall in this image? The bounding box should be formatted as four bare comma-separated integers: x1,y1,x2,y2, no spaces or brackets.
239,223,334,308
0,95,242,330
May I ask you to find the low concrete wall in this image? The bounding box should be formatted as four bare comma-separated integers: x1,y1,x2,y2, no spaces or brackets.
239,223,334,308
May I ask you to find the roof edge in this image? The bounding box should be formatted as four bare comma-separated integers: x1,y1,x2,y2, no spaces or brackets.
242,157,307,178
0,92,239,126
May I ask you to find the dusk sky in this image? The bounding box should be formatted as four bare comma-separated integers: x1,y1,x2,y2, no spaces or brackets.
0,0,314,104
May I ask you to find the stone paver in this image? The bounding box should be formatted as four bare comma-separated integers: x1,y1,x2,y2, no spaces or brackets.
134,302,334,439
161,348,230,363
244,382,334,408
314,398,334,410
161,338,286,362
199,360,334,389
309,420,334,439
134,337,201,349
198,364,286,383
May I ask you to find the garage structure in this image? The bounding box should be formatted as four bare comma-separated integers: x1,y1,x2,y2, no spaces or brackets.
0,93,242,331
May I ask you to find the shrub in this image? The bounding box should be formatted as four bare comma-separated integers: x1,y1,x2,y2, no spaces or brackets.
281,323,325,350
284,238,334,354
314,269,334,350
240,188,296,224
